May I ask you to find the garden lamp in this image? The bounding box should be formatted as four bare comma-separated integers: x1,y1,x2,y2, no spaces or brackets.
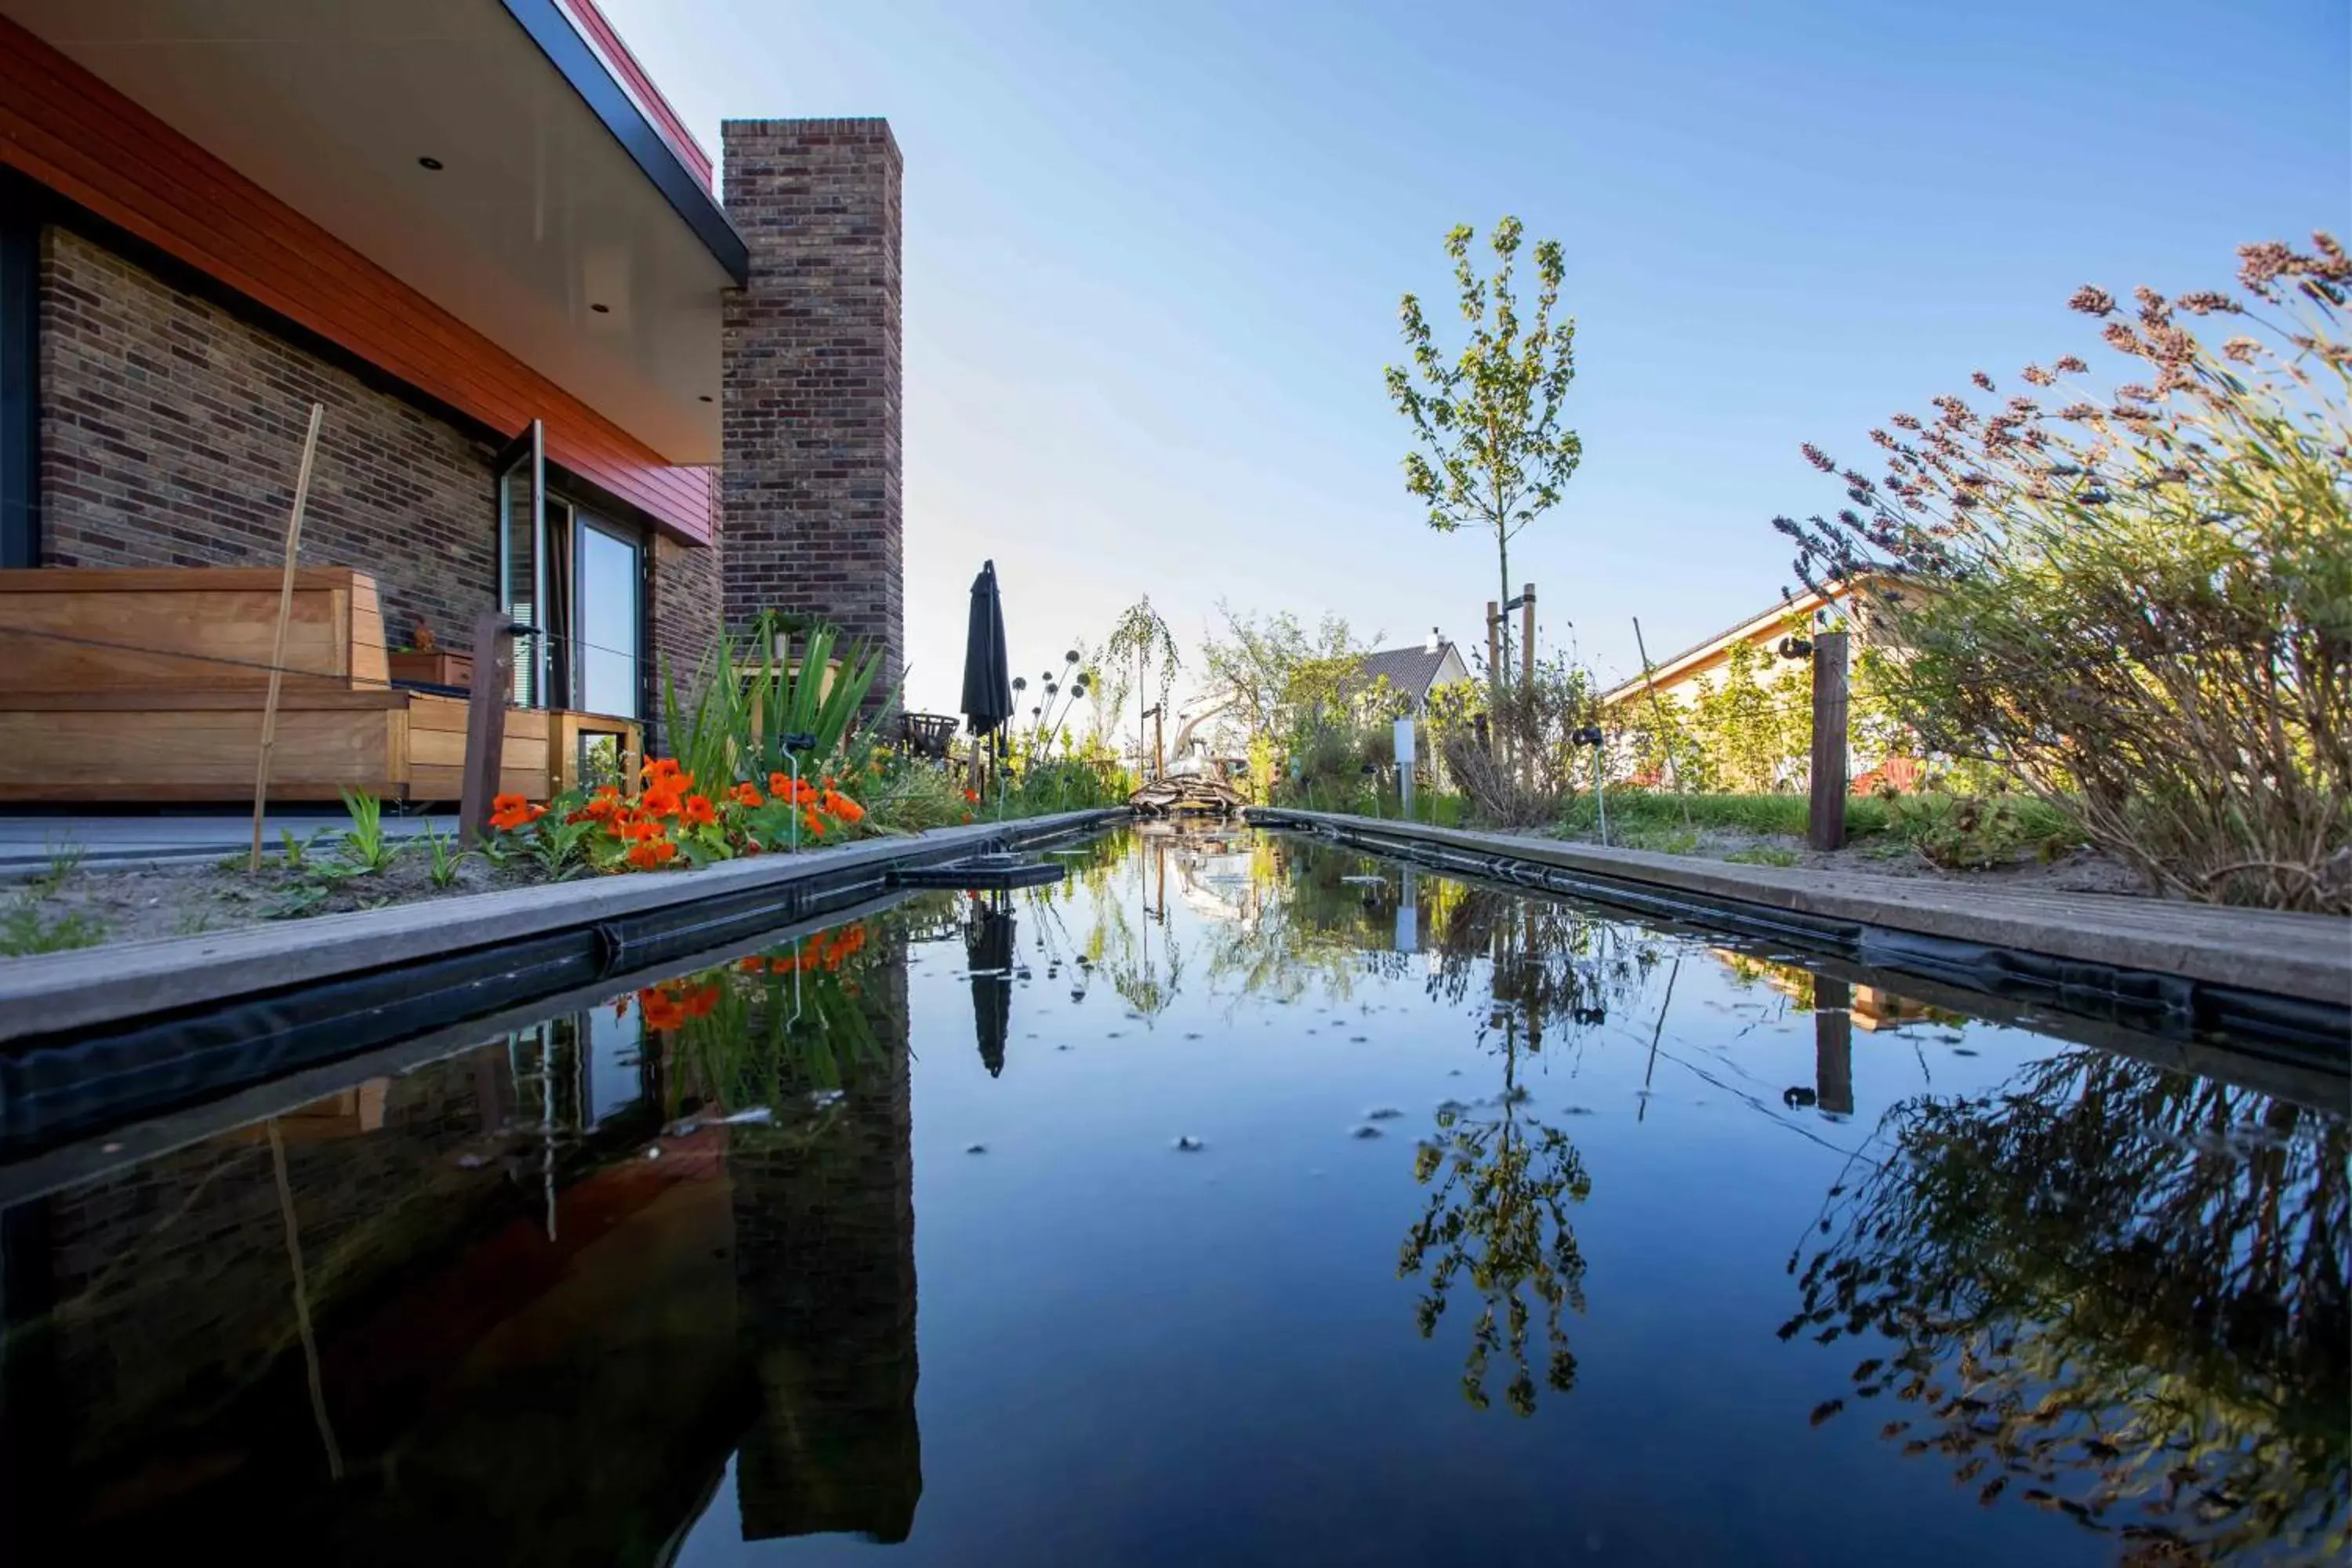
781,731,818,853
1571,724,1610,846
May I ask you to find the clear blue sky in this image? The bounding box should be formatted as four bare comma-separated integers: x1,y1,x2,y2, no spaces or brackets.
608,0,2349,725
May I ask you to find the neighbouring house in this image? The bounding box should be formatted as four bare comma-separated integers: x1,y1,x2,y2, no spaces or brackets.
0,0,904,800
1597,579,1879,718
1598,577,1914,794
1342,630,1472,717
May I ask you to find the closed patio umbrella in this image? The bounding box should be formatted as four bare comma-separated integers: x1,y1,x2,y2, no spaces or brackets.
960,560,1013,789
967,894,1016,1077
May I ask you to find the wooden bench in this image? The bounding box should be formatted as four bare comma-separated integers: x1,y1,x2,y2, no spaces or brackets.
0,568,638,804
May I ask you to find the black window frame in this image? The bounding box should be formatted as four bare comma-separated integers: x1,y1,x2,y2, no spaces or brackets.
0,169,39,571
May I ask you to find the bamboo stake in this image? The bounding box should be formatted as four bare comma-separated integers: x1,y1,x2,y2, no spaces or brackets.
249,403,325,873
1631,616,1693,832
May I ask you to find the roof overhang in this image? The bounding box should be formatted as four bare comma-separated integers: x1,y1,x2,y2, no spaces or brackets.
0,0,739,464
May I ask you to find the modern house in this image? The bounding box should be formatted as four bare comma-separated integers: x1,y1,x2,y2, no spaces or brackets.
1342,630,1472,717
0,0,903,800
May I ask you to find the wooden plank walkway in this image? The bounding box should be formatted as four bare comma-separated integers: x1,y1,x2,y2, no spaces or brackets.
1249,810,2351,1011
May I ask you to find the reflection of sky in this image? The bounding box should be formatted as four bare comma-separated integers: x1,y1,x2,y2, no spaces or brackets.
584,1007,644,1127
681,837,2107,1567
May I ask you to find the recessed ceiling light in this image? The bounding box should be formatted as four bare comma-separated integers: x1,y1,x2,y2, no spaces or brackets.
417,156,444,171
590,303,610,314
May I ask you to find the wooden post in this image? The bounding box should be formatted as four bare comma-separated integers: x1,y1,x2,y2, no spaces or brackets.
1485,600,1500,700
1632,615,1694,829
1519,582,1536,692
1809,630,1850,851
459,609,516,844
248,403,325,872
1814,977,1854,1116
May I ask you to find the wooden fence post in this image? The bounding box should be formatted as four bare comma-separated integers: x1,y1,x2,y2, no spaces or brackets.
459,609,516,844
1809,630,1850,851
1485,601,1500,701
1519,582,1536,693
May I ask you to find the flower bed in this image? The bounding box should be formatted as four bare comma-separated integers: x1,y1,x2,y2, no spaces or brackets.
488,757,869,875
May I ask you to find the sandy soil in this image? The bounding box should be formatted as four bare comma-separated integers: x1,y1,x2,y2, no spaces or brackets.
8,849,543,949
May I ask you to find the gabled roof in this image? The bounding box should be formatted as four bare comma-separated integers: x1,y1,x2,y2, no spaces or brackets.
1599,575,1882,707
1345,642,1460,702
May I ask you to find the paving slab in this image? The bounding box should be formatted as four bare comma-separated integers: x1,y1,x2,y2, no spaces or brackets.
0,809,1123,1042
1250,808,2352,1011
0,808,446,875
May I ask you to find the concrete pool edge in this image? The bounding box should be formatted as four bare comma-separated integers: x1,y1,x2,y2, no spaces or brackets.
1248,808,2352,1049
0,808,1126,1044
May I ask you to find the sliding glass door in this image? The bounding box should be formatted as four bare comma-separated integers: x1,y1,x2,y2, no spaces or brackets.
494,420,546,707
575,519,641,719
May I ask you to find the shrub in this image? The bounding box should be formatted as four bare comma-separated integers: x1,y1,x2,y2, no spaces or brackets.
1777,234,2352,911
1435,656,1598,829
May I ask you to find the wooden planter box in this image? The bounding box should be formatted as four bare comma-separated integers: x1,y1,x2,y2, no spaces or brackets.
0,567,637,804
388,648,475,690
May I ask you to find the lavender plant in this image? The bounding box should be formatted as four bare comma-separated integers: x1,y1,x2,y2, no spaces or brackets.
1775,234,2351,911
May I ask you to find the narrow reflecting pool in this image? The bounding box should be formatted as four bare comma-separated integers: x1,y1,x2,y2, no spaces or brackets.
1,828,2342,1566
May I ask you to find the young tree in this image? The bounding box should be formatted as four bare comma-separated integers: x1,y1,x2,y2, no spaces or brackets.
1386,218,1582,691
1105,596,1182,774
1200,603,1368,746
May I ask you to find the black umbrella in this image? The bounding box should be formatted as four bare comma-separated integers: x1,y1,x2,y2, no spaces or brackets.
960,560,1014,743
967,895,1016,1077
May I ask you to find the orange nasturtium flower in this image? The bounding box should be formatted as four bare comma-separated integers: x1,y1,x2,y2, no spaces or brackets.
681,793,718,827
732,782,764,808
638,989,686,1030
641,786,683,820
626,839,678,869
802,809,828,837
488,791,546,832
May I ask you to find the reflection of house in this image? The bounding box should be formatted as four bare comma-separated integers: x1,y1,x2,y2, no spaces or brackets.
1853,987,1937,1032
1342,630,1472,717
3,934,925,1559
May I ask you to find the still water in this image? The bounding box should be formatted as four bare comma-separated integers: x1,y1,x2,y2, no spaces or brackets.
0,829,2343,1566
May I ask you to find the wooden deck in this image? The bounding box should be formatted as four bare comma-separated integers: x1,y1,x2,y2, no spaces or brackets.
0,568,637,804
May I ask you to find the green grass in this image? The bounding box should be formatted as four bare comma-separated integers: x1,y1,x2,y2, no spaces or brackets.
1563,788,2085,866
1725,844,1801,867
0,895,107,956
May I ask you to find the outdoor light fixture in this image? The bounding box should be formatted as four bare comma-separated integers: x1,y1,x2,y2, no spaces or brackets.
1570,725,1610,844
1778,635,1814,660
779,731,818,851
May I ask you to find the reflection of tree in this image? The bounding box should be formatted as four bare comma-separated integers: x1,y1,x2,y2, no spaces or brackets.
1784,1052,2349,1562
1396,886,1661,1417
1400,1088,1590,1415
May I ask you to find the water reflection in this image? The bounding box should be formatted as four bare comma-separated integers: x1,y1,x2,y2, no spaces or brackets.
2,830,2343,1566
0,918,925,1562
1785,1051,2350,1561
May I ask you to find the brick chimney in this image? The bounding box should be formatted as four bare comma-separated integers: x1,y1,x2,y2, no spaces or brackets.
720,118,905,691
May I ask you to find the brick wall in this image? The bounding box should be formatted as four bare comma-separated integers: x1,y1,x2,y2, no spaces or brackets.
721,119,905,696
648,493,724,753
38,227,500,652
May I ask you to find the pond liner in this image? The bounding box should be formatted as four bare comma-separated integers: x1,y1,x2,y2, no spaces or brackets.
1265,815,2351,1067
0,818,1114,1163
